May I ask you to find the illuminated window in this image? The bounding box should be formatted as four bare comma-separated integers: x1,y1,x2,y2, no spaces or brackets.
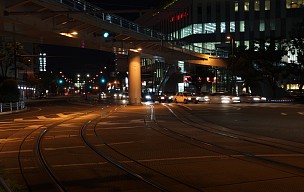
235,1,239,12
286,0,304,8
193,24,203,34
204,23,216,33
265,0,270,10
181,25,192,38
244,41,249,50
240,21,245,32
178,61,185,73
221,22,226,33
39,53,46,72
259,20,265,31
230,21,235,32
254,0,260,11
244,0,250,11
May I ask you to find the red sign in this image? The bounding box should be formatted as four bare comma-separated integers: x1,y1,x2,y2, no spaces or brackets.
170,12,188,23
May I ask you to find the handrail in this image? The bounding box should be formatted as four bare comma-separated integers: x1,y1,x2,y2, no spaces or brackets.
54,0,223,57
0,101,25,113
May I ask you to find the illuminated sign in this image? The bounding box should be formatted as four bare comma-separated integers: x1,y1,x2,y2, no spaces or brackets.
170,12,189,22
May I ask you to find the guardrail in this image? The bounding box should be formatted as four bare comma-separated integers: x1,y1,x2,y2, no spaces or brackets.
56,0,166,40
0,101,26,113
54,0,225,57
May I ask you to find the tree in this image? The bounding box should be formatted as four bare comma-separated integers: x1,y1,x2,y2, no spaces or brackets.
232,39,288,97
0,41,23,81
289,19,304,91
0,79,20,102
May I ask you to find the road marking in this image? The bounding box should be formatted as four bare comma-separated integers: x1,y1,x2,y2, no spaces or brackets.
37,116,47,119
298,112,304,115
0,150,32,154
57,113,67,117
281,112,287,116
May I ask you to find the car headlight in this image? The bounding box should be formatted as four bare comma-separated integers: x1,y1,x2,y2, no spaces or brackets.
169,96,173,100
145,95,151,100
188,97,192,100
160,96,165,100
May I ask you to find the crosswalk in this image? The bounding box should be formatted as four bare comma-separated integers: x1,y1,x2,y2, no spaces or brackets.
1,112,83,122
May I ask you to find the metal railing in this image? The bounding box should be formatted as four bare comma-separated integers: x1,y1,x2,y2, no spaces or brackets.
0,101,25,113
55,0,166,40
54,0,222,57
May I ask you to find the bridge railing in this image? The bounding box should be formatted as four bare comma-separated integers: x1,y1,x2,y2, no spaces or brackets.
55,0,224,57
56,0,166,40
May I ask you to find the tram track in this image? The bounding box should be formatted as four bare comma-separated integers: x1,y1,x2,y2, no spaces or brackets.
150,104,304,177
17,108,98,191
79,105,204,192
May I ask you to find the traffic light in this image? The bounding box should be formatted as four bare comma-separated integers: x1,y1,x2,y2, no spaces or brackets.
100,78,105,83
58,79,63,84
93,32,116,41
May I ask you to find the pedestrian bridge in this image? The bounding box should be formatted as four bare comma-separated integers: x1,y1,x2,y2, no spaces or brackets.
1,0,227,67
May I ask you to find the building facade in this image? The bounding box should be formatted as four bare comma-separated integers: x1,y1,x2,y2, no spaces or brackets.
136,0,304,95
139,0,303,54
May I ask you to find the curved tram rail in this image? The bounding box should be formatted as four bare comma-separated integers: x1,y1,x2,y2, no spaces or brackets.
150,104,304,176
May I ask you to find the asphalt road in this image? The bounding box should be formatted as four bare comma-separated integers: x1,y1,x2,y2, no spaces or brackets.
0,96,303,192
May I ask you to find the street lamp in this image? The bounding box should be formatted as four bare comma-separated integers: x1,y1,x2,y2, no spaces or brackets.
226,35,235,95
85,74,90,100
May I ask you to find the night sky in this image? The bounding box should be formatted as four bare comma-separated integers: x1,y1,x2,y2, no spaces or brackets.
39,1,164,75
40,44,115,75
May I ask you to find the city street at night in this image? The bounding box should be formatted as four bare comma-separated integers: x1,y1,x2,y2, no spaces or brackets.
0,96,304,191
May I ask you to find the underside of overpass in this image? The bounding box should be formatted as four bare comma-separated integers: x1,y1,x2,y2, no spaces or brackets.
1,0,229,104
0,0,228,67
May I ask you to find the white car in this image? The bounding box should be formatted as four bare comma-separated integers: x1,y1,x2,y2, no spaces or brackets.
173,92,199,104
203,92,240,103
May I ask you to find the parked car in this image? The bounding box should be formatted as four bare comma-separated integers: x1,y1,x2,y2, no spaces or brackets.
172,92,199,104
203,92,240,103
239,93,267,103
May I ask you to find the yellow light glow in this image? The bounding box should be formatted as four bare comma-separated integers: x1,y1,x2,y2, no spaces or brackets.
59,31,78,38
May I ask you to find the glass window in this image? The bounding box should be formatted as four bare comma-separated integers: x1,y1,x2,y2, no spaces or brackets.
230,21,235,32
204,23,216,33
259,20,265,31
244,41,249,50
286,0,304,8
254,1,260,11
193,24,203,34
265,0,270,10
181,25,192,38
244,0,250,11
240,21,245,32
235,1,239,12
221,22,226,33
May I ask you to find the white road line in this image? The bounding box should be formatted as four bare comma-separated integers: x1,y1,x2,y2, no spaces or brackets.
281,112,287,115
298,112,304,115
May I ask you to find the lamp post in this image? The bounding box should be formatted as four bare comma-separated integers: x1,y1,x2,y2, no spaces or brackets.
226,35,235,95
85,74,89,100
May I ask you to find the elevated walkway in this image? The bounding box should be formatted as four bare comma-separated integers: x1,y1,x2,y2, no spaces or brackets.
1,0,227,67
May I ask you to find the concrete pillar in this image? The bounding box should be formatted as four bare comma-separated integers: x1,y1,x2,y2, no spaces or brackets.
128,51,142,105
